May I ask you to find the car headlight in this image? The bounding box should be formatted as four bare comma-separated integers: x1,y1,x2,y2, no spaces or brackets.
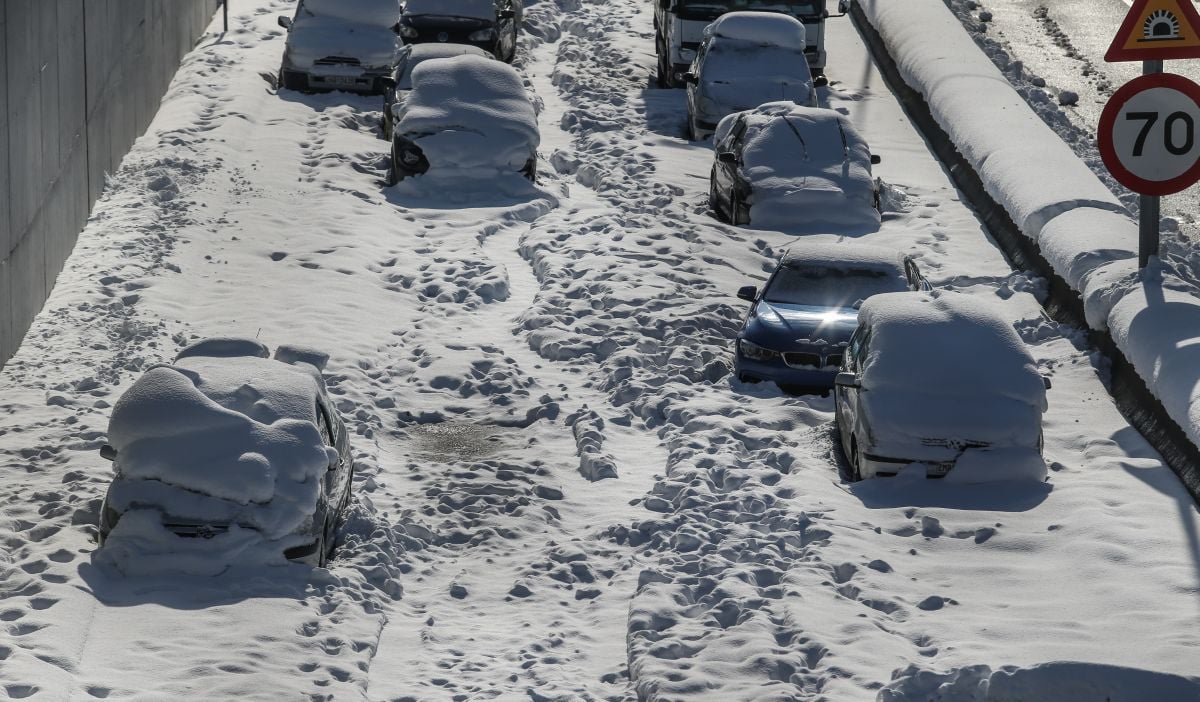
738,339,779,362
468,28,497,41
399,24,418,39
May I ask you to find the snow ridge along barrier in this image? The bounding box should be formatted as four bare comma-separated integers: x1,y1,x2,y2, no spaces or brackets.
851,0,1200,498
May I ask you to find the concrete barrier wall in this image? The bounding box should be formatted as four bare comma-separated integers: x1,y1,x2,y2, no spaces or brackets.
0,0,220,367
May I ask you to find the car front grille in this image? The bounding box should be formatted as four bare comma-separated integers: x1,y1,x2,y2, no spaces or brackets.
164,522,230,539
920,438,991,451
314,56,362,67
782,351,840,369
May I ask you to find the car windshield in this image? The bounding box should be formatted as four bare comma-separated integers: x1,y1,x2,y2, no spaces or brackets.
679,0,820,17
763,267,905,308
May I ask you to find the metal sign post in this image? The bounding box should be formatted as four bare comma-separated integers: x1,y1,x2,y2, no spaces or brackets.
1142,59,1163,268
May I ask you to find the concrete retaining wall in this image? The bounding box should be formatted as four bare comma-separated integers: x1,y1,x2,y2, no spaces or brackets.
1,0,220,367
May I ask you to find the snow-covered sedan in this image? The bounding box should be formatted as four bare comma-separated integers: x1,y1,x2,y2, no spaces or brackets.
398,0,524,62
278,0,403,94
680,12,815,141
97,339,354,570
381,43,494,141
386,55,539,184
709,102,882,230
834,293,1049,481
734,242,929,392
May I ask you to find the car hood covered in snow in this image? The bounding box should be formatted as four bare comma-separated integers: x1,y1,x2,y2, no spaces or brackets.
285,15,402,70
98,343,339,574
397,55,539,176
696,14,812,119
719,102,879,230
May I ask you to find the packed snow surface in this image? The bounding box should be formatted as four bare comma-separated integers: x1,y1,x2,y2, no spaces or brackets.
402,0,495,20
0,1,1197,699
719,102,878,230
858,0,1200,451
397,54,538,176
304,0,401,28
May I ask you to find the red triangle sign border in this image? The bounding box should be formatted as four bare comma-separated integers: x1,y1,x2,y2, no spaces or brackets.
1106,0,1200,61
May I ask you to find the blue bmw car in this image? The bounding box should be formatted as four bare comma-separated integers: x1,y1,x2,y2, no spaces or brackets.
734,243,930,392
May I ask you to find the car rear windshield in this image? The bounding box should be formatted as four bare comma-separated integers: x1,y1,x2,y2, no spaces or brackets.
763,267,906,308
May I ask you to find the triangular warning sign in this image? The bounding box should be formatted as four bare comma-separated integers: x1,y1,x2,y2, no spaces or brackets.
1106,0,1200,61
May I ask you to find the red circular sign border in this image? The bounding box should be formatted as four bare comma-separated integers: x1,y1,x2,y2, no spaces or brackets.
1098,72,1200,196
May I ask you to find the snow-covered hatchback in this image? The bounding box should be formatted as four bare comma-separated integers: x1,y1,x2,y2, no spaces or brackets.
834,293,1049,482
97,339,354,571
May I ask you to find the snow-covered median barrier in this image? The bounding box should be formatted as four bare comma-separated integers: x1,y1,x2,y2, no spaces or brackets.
857,0,1200,463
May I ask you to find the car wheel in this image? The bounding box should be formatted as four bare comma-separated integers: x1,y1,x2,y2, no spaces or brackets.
730,191,749,225
687,115,698,142
386,145,401,186
849,438,864,482
656,38,673,88
708,171,721,215
382,110,392,142
280,67,307,92
316,526,329,568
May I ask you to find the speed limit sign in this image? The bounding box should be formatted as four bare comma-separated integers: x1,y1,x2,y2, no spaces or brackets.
1099,72,1200,195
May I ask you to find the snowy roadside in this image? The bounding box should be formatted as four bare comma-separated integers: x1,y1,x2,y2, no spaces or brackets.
857,0,1200,483
0,0,1196,700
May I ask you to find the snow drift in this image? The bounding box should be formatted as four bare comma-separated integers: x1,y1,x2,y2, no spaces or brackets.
858,0,1200,454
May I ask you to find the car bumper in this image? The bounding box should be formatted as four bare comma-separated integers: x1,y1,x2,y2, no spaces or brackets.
281,68,391,94
860,452,954,479
735,353,838,388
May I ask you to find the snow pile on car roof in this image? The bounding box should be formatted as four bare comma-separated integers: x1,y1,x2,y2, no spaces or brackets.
779,241,903,276
403,0,496,20
397,55,539,177
721,103,879,230
286,15,402,70
98,342,339,574
859,292,1043,400
704,11,807,47
305,0,401,28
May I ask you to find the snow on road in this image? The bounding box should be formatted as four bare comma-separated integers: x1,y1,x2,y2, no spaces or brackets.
0,0,1197,700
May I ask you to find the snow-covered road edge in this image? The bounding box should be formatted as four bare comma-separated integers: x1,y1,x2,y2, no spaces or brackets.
854,0,1200,491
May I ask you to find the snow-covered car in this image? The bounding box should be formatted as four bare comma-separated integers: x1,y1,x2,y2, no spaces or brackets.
734,243,929,392
277,0,403,94
387,54,539,184
834,293,1049,481
398,0,524,62
381,43,494,141
96,339,354,569
709,102,882,230
680,12,815,141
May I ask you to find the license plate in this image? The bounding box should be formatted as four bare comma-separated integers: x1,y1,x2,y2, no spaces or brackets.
323,75,359,86
927,463,953,477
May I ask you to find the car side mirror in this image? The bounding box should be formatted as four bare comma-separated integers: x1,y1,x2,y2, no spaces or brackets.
678,71,697,85
870,154,882,165
834,372,860,389
100,444,117,461
1043,376,1052,390
737,285,757,302
278,16,293,30
717,151,738,164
